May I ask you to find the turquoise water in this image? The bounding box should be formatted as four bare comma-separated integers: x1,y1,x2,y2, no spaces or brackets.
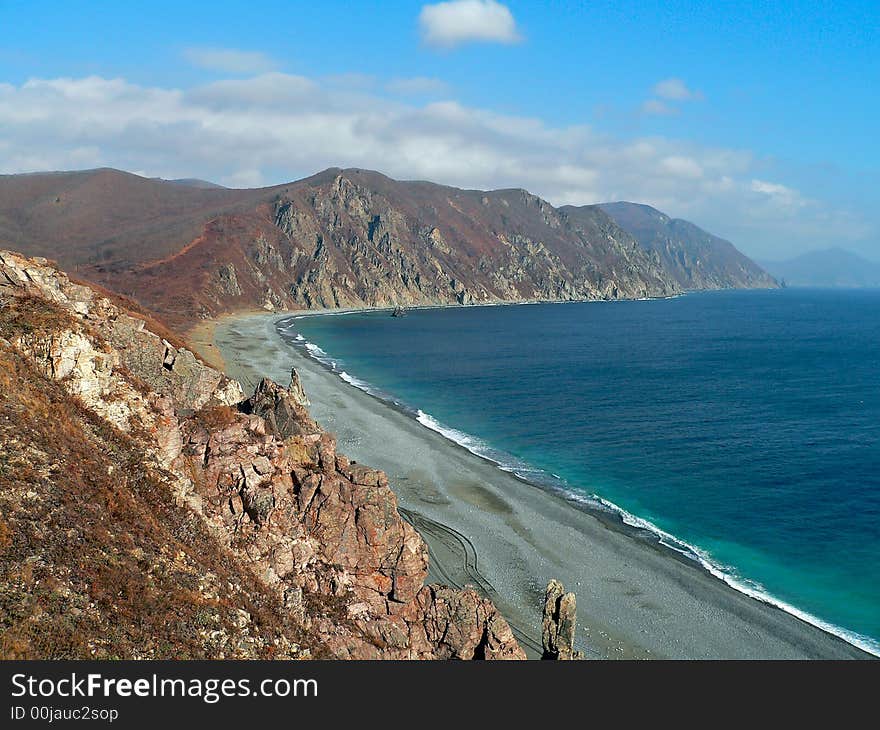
282,289,880,654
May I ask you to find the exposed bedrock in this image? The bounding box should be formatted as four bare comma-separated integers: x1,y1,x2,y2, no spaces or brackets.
542,579,583,660
0,249,525,660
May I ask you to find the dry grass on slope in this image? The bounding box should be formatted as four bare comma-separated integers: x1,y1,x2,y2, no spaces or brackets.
0,335,314,659
67,274,198,356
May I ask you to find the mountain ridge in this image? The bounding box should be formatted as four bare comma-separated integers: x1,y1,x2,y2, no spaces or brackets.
760,248,880,288
0,167,773,330
594,201,777,291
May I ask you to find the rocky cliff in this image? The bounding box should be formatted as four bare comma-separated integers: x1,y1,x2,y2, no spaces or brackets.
593,202,778,291
0,250,524,660
1,168,685,329
0,167,778,332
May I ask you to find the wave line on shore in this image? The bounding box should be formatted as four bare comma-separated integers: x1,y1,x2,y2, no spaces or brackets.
277,317,880,658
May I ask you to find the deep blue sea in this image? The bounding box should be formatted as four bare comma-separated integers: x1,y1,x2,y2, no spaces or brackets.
286,289,880,654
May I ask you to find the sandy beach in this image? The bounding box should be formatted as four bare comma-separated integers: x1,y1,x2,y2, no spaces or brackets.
210,310,871,660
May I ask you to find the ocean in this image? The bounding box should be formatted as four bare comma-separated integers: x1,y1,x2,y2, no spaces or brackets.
281,289,880,655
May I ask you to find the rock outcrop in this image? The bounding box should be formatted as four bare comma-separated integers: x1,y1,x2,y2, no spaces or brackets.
542,579,582,660
0,250,524,660
241,372,317,437
0,168,686,331
594,202,778,291
1,168,777,335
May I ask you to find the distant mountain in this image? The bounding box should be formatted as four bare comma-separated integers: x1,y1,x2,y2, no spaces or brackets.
592,202,777,291
0,167,774,331
0,168,253,268
0,167,681,328
760,248,880,288
166,178,227,190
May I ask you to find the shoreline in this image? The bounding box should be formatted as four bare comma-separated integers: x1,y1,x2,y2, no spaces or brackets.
209,306,874,660
185,308,272,371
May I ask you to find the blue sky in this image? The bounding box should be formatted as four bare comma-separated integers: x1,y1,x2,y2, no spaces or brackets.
1,0,877,259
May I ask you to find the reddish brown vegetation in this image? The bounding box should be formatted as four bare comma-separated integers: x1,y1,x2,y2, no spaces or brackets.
1,167,681,331
0,343,311,659
0,294,77,340
0,250,526,661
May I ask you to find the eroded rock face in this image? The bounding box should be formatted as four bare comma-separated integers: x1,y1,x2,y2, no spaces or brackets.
177,405,524,659
595,202,779,291
271,172,680,313
109,316,244,412
241,371,318,437
0,249,525,660
542,579,581,660
411,585,524,660
0,250,243,415
21,168,683,330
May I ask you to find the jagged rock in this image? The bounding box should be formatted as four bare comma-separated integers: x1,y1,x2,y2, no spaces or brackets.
217,263,241,296
0,249,526,661
595,202,778,291
110,316,243,413
0,250,242,414
1,169,776,337
542,579,582,660
410,585,525,660
288,368,309,406
241,371,318,437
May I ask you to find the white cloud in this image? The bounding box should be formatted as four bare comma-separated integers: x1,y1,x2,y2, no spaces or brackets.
386,76,450,96
641,79,703,119
183,47,276,74
751,179,798,198
324,73,377,90
661,155,703,179
749,178,810,215
653,78,703,101
641,99,677,116
419,0,522,48
190,72,316,107
0,73,866,258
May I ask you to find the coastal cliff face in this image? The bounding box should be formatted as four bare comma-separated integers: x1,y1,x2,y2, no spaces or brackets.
0,168,687,328
0,250,524,660
254,170,679,312
594,202,778,291
0,168,777,330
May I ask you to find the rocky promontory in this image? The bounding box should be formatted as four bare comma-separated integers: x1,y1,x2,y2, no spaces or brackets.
1,168,686,331
0,250,524,660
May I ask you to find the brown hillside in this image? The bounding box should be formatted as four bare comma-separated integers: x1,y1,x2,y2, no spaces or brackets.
0,168,680,329
0,250,525,660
